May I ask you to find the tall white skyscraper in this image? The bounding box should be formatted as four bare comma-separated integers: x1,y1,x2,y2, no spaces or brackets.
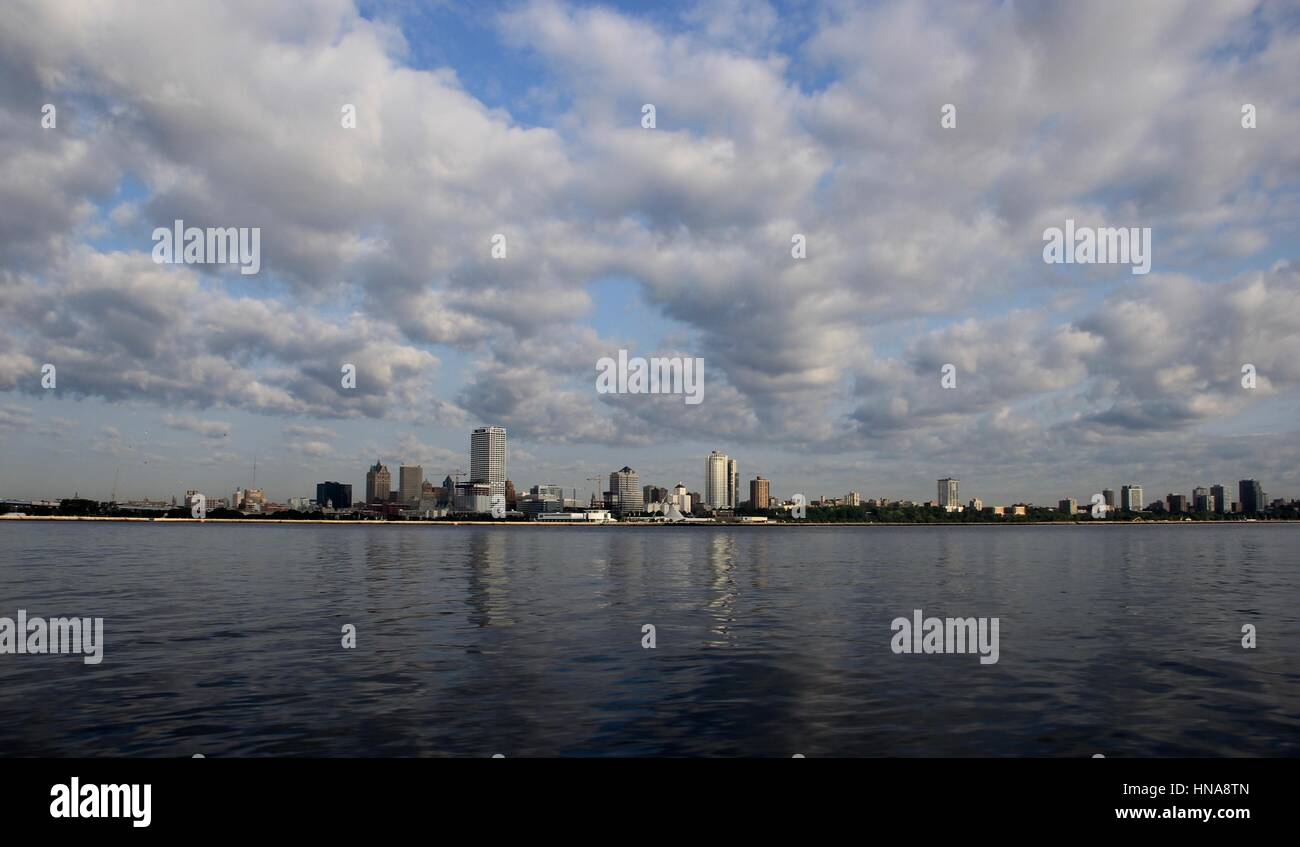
470,426,507,499
938,478,959,510
706,451,729,509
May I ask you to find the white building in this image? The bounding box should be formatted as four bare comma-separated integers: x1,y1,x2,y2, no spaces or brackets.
671,482,692,515
938,478,960,511
706,451,729,509
470,426,507,499
536,509,615,523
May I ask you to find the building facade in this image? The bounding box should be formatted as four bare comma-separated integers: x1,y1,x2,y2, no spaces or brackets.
471,426,507,499
671,483,692,515
749,476,770,511
399,465,423,506
938,478,960,511
705,451,729,509
1120,484,1143,512
366,460,391,505
315,481,352,510
1239,479,1264,514
609,467,644,515
1210,484,1227,514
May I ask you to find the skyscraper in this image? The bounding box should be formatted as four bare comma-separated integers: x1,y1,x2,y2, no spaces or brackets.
750,476,770,511
1210,484,1227,514
1239,479,1264,514
1193,486,1211,513
938,478,960,510
705,451,729,509
1121,484,1143,512
609,467,643,515
643,485,668,505
399,465,423,505
316,481,352,510
470,426,507,499
366,460,391,504
727,459,738,509
1102,489,1115,509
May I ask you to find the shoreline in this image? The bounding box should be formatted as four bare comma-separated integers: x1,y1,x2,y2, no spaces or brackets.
0,516,1293,527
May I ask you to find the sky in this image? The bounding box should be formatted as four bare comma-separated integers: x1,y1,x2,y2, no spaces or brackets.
1,0,1299,507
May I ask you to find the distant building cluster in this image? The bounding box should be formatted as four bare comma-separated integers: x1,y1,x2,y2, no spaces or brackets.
8,429,1295,525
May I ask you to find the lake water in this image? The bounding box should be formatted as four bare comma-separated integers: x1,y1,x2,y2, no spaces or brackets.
1,522,1297,757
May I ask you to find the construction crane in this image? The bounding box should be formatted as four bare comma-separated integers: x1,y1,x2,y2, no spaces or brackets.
586,476,605,509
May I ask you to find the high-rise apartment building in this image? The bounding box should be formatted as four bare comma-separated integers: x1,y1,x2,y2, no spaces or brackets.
609,467,643,515
705,451,729,509
366,460,391,504
399,465,423,506
1239,479,1264,514
938,478,960,510
750,476,770,511
1120,484,1143,512
727,459,738,509
470,426,507,499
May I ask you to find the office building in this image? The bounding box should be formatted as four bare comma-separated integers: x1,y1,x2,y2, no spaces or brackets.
1102,489,1115,509
706,451,730,509
727,459,738,509
609,467,643,515
1239,479,1264,514
1059,498,1077,515
453,482,492,514
532,484,564,502
399,465,423,506
366,460,391,505
643,485,669,505
1120,484,1143,512
938,478,960,511
750,476,770,511
471,426,507,499
316,481,352,510
1210,484,1227,515
1193,486,1211,513
670,483,692,515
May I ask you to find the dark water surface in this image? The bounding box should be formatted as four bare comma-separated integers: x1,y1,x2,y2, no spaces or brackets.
1,522,1297,757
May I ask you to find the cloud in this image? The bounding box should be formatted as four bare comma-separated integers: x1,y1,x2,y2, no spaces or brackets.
0,0,1296,500
163,413,230,439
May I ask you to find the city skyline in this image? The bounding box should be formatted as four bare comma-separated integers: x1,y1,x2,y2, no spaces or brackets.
2,1,1299,508
1,423,1288,519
